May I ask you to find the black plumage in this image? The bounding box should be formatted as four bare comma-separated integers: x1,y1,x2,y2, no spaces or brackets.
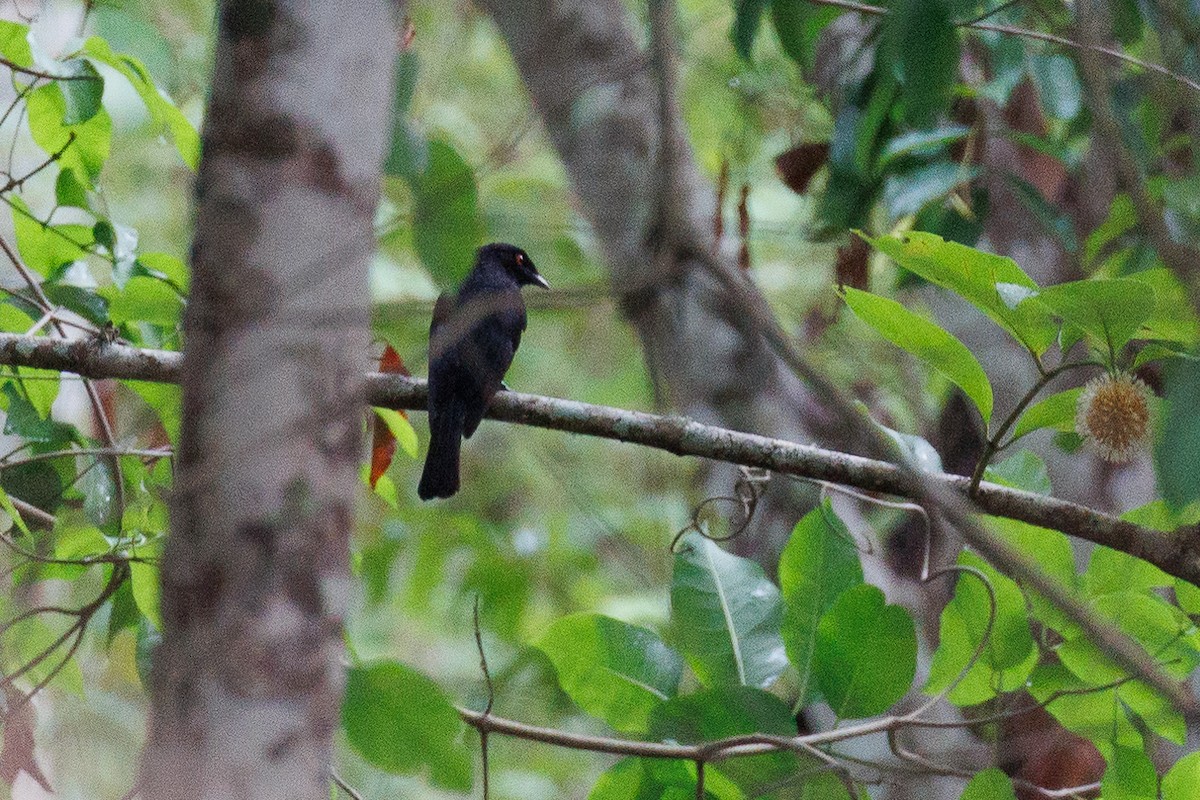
418,243,548,500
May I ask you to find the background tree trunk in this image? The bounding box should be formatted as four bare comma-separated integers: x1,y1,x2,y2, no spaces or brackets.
139,3,396,798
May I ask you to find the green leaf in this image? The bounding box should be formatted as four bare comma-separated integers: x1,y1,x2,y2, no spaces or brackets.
882,162,979,222
865,231,1057,355
1029,663,1141,759
535,613,682,733
83,36,199,169
55,168,89,209
842,286,993,422
0,485,30,536
2,382,75,445
732,0,770,60
590,759,743,800
1010,387,1082,443
1084,195,1136,268
986,516,1078,635
1081,502,1176,595
373,407,418,459
984,450,1050,495
887,0,959,126
1058,592,1197,685
136,252,189,291
649,687,802,793
1163,751,1200,800
1119,678,1185,744
409,140,484,288
815,584,916,718
101,276,183,326
960,768,1017,800
1157,356,1200,510
10,195,93,276
771,0,842,70
129,559,161,630
58,59,104,125
779,502,863,708
926,552,1035,705
671,532,788,689
1101,748,1158,800
342,661,472,790
1027,279,1156,355
0,20,32,67
26,82,112,185
1029,54,1081,120
877,124,970,170
1128,268,1199,347
384,51,426,179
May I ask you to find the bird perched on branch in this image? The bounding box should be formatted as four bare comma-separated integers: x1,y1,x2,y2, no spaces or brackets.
418,243,549,500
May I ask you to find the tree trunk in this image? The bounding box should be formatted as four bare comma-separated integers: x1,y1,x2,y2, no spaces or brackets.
139,4,396,799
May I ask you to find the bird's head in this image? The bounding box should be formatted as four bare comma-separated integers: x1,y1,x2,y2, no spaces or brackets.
481,242,549,289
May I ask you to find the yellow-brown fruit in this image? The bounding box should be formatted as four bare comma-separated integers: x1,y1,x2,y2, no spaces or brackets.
1075,373,1153,463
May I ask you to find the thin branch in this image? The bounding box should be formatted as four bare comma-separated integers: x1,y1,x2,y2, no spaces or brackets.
0,331,1191,585
0,331,1189,707
802,0,1200,94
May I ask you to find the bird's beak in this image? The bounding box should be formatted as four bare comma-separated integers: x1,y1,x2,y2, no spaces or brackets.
531,273,550,290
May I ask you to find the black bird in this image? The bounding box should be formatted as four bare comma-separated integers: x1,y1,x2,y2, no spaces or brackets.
418,243,549,500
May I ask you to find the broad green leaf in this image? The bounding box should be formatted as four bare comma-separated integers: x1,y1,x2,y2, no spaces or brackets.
1084,195,1136,268
1101,748,1158,800
770,0,841,70
926,552,1034,703
535,613,682,733
649,687,803,793
1027,279,1156,355
985,517,1078,635
136,252,189,291
883,162,978,221
58,59,104,124
1163,751,1200,799
865,232,1056,354
373,407,418,458
25,82,112,185
1157,356,1200,511
10,195,92,275
101,276,183,326
1128,268,1199,347
984,451,1050,495
960,768,1017,800
1029,663,1141,759
732,0,770,60
16,367,61,419
1029,54,1081,120
1081,503,1175,596
83,36,199,169
1176,571,1200,612
2,382,75,444
130,559,161,630
842,286,993,422
779,502,863,707
878,124,970,169
0,20,31,66
2,614,84,694
1010,387,1082,443
887,0,958,126
410,140,484,287
815,584,916,718
384,51,426,179
589,759,743,800
0,485,30,536
1058,592,1197,685
342,661,471,790
1118,678,1185,744
671,532,788,689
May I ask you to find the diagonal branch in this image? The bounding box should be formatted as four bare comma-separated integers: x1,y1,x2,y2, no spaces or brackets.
0,331,1194,586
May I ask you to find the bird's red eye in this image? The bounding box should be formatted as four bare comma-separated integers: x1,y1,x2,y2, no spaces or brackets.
515,253,525,266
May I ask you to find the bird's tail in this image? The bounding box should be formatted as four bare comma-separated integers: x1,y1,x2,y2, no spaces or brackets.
418,399,463,500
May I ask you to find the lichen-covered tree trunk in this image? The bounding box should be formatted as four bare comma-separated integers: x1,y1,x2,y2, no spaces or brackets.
139,4,395,799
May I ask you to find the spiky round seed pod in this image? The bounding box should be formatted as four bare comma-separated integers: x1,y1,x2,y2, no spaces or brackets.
1075,373,1153,463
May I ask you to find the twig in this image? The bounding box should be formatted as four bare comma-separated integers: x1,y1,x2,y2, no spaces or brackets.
803,0,1200,94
